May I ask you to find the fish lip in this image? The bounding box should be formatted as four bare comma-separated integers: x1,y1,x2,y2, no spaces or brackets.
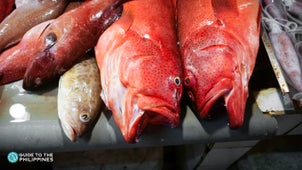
142,103,180,127
124,103,180,143
198,79,232,118
60,120,77,142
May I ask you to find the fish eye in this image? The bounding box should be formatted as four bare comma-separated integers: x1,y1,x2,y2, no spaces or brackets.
174,77,181,86
185,77,190,85
80,114,90,123
45,32,57,48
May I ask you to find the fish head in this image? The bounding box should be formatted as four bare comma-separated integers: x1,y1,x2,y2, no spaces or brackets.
22,21,73,90
59,107,98,142
0,20,55,85
135,73,183,124
123,52,184,142
58,89,100,142
114,72,183,143
182,29,251,128
99,39,184,143
109,57,183,143
96,10,184,142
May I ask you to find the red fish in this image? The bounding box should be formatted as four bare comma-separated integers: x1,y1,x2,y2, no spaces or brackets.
0,0,14,23
0,0,68,52
177,0,261,127
22,0,125,91
0,20,54,85
95,0,183,143
0,2,88,86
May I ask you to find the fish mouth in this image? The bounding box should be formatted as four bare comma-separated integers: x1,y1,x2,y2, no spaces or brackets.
198,78,246,128
199,78,232,115
143,104,180,127
198,78,233,122
123,100,180,143
60,120,78,142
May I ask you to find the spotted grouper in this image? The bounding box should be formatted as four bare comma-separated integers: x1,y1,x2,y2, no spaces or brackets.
177,0,261,127
95,0,183,143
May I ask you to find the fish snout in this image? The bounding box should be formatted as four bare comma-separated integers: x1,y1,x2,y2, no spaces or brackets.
197,78,246,128
140,98,181,127
60,120,77,142
60,113,91,142
183,71,198,102
23,50,57,90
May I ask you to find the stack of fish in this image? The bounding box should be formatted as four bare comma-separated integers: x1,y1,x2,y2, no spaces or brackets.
0,0,261,143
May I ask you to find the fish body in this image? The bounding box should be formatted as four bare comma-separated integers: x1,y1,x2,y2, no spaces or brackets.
177,0,261,127
0,0,68,52
0,0,14,23
95,0,183,143
0,20,54,85
15,0,33,8
22,0,125,90
58,55,101,142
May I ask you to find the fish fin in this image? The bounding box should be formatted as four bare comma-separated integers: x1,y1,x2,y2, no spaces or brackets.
225,86,246,128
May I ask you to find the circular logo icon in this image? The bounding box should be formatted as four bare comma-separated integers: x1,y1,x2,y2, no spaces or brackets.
7,152,19,163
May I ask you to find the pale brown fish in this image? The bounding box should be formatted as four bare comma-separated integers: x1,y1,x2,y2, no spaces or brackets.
58,55,102,142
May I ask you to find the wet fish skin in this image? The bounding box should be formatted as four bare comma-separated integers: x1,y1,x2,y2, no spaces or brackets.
0,0,14,23
58,55,102,142
0,2,88,86
95,0,183,143
0,0,68,52
177,0,261,127
0,20,54,85
22,0,126,91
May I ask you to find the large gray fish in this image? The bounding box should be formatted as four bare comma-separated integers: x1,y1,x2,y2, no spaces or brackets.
0,0,68,52
58,55,102,142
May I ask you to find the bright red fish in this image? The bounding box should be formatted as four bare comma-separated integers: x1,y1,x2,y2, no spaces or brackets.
177,0,261,127
22,0,125,91
95,0,183,143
